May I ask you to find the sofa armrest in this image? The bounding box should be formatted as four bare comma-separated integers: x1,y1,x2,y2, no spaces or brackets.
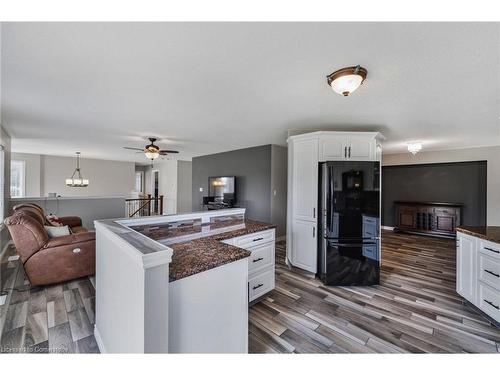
60,216,83,228
43,231,95,249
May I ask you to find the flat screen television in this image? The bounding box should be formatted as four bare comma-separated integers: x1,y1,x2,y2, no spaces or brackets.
208,176,236,204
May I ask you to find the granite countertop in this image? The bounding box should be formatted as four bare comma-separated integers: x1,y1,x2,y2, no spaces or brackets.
132,219,276,282
456,226,500,244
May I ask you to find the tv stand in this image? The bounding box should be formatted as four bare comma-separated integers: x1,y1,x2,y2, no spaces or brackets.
394,201,462,238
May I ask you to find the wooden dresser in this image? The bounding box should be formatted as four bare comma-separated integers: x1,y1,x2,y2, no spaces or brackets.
394,201,462,238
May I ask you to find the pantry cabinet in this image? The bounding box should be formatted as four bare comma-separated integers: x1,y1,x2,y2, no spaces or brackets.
286,131,383,273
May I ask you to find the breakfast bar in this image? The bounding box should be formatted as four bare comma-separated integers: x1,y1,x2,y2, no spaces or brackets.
93,208,275,353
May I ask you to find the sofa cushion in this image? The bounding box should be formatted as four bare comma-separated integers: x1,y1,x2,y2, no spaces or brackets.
45,225,71,238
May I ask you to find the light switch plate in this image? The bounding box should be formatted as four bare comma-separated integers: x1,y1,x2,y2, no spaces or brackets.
7,255,19,262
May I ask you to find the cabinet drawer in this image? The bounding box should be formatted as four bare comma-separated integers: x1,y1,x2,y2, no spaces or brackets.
478,254,500,290
362,244,379,261
478,282,500,322
233,229,275,249
249,242,274,275
249,268,275,302
479,239,500,260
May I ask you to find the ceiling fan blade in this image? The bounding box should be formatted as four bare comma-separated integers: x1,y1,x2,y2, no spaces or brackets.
159,150,179,154
123,147,144,151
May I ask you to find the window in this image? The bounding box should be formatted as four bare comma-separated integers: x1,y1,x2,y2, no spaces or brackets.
10,160,26,198
135,171,144,193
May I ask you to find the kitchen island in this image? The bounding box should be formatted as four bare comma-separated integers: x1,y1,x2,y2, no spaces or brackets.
94,208,275,353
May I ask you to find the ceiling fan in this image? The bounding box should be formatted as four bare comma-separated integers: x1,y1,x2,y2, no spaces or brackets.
123,137,179,161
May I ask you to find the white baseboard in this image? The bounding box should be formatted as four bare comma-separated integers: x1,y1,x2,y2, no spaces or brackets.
381,226,395,231
94,326,106,354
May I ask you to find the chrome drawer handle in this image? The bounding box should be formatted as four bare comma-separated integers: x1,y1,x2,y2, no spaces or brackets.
252,237,264,242
484,299,499,310
72,248,81,254
252,257,264,263
252,283,264,290
484,269,500,278
484,247,500,254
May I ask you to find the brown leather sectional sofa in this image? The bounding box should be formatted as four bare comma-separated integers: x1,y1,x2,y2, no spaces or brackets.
4,203,95,286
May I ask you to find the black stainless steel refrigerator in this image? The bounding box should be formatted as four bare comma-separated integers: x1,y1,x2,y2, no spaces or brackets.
318,161,381,286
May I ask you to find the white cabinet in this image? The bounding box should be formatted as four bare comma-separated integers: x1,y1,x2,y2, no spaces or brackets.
348,135,375,160
291,138,318,221
319,136,348,161
224,229,275,303
456,233,477,303
319,133,378,162
291,219,317,273
287,131,382,274
456,231,500,324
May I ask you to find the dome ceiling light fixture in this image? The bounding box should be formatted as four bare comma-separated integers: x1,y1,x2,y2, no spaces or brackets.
327,65,368,97
407,142,423,155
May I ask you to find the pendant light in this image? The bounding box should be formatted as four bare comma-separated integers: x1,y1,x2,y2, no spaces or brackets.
407,142,422,155
65,152,89,187
327,65,367,96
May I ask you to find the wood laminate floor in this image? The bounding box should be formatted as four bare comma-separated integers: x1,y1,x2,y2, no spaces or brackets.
0,245,98,353
1,231,499,353
248,231,500,353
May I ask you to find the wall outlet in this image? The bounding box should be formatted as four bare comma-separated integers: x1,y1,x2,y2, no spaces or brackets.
273,189,277,196
199,187,203,192
0,293,7,306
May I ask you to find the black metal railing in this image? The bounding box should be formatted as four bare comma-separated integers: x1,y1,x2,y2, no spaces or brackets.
125,194,164,218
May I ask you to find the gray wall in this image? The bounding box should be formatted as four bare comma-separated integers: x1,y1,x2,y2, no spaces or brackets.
192,145,273,225
9,197,127,229
270,145,287,237
382,161,487,227
383,146,500,225
177,160,192,213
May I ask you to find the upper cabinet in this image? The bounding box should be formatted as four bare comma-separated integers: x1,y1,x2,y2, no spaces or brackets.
319,135,348,161
291,137,318,221
319,132,380,162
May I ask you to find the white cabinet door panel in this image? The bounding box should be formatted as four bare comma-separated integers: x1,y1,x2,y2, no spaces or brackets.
456,233,477,303
319,136,348,161
292,138,318,221
291,219,317,273
348,137,375,160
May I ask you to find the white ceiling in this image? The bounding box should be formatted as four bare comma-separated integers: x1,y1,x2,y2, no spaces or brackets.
1,22,499,163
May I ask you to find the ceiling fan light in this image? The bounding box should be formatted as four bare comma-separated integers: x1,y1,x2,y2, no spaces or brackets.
145,151,159,160
327,66,367,96
407,142,422,155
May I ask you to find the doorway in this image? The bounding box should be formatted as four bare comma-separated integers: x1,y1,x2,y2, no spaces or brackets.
152,169,160,213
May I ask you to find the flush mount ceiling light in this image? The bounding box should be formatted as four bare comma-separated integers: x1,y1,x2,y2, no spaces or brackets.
65,152,89,187
407,142,423,155
327,65,367,96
